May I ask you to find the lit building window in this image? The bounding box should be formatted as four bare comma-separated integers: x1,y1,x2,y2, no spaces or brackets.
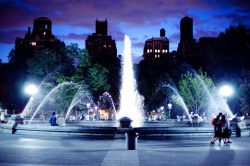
109,45,112,48
165,49,168,53
103,45,106,48
31,42,36,46
147,49,150,53
43,32,46,35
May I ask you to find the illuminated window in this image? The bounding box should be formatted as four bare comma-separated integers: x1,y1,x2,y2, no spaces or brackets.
165,49,168,53
147,49,150,53
109,45,112,48
43,32,46,35
31,42,36,46
103,45,106,48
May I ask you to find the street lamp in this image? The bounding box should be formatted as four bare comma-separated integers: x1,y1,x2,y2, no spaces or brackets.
219,85,234,98
24,84,39,96
160,106,164,120
24,84,39,117
219,84,235,117
167,102,172,119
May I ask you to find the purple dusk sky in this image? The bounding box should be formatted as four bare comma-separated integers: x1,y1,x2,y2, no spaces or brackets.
0,0,250,63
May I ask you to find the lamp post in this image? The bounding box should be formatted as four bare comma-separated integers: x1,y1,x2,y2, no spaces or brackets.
219,85,234,100
160,106,164,120
167,103,172,119
219,84,234,117
24,84,39,117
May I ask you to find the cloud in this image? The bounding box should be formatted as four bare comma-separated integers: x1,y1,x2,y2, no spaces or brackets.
132,54,143,64
214,13,250,26
58,33,89,41
1,0,250,63
0,29,26,44
194,29,220,39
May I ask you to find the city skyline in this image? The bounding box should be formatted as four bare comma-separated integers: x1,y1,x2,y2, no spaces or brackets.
1,0,250,63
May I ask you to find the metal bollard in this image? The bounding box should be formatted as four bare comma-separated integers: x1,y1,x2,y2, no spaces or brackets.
126,131,138,150
236,126,241,137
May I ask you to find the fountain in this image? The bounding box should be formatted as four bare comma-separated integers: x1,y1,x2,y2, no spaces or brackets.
1,34,244,140
117,35,144,127
193,70,233,118
65,86,93,120
27,82,80,124
21,82,95,125
166,84,191,121
19,36,234,128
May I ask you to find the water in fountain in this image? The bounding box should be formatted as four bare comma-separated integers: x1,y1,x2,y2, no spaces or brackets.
65,86,93,120
193,70,234,118
166,84,191,121
157,64,233,122
28,82,78,125
98,92,117,120
117,35,144,127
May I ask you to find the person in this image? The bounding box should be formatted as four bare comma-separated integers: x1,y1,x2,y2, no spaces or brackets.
12,114,23,134
220,114,232,145
210,112,223,144
49,112,57,126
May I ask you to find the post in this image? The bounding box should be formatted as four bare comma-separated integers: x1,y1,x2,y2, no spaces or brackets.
167,103,172,119
119,117,138,150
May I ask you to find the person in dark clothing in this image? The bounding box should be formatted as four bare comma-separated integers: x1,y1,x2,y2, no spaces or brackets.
49,112,57,126
12,114,23,134
210,112,223,144
220,114,232,145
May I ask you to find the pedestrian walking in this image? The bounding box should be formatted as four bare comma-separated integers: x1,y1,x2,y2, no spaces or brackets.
220,114,232,145
12,114,23,134
210,112,223,144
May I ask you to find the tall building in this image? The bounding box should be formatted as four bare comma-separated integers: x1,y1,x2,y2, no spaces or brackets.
143,28,169,60
180,16,194,43
14,17,64,67
177,16,222,70
85,19,118,66
177,16,196,60
96,19,107,36
16,17,63,50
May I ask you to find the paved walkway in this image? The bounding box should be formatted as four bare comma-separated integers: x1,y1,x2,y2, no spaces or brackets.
101,139,139,166
0,132,250,165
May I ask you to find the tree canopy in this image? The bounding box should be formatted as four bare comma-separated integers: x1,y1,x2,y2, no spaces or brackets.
178,69,214,114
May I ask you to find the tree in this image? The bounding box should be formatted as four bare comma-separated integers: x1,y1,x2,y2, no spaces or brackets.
239,69,250,116
178,69,214,115
62,44,110,98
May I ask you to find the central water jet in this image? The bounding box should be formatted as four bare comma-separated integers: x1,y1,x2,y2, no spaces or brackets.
117,35,144,127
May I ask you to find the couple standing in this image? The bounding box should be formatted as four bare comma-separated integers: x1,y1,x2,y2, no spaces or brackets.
211,112,232,145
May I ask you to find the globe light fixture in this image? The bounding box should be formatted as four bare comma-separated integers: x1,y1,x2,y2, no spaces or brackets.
24,84,38,117
219,85,234,98
160,106,164,111
24,84,39,96
167,103,172,119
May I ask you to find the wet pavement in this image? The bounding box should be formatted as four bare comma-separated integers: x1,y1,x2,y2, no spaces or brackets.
0,132,250,166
